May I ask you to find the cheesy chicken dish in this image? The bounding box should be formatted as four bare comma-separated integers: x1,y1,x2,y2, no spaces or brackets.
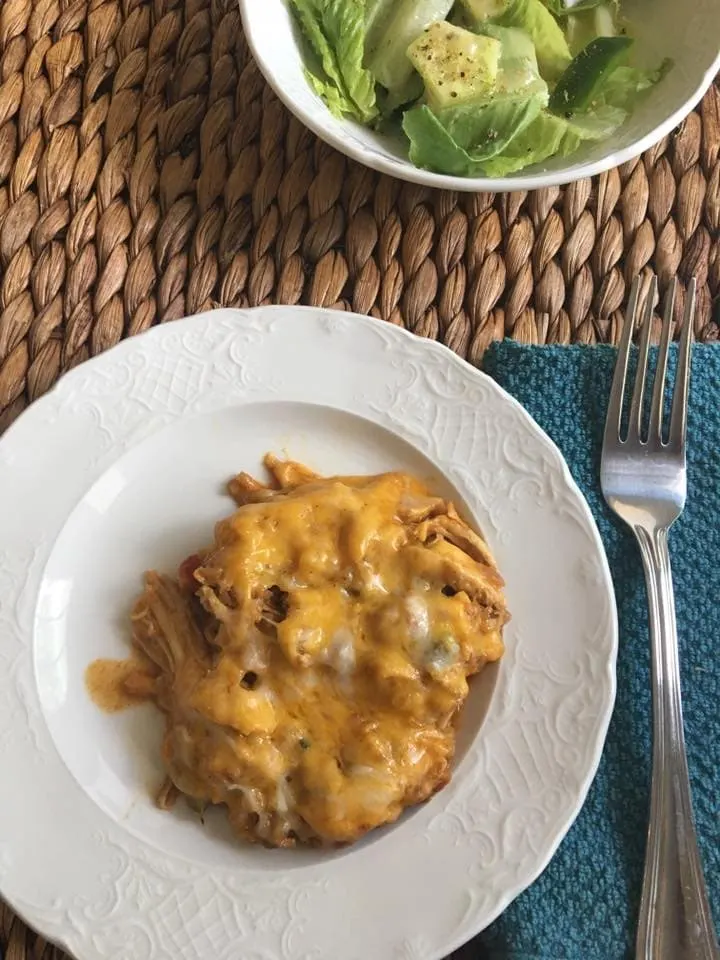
104,455,509,848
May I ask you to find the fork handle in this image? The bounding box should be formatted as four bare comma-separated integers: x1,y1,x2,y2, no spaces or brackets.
635,526,719,960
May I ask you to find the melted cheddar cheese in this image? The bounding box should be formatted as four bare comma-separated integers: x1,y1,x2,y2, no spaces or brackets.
108,456,509,847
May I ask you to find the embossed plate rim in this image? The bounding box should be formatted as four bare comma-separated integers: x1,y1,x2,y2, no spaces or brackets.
0,306,617,960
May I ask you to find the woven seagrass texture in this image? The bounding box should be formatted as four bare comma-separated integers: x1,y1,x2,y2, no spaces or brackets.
0,0,718,954
0,0,718,443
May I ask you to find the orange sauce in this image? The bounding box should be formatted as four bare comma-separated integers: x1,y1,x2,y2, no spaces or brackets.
85,657,152,713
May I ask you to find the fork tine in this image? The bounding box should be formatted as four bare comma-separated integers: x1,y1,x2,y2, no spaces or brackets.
604,278,640,446
669,278,695,450
628,276,657,442
648,279,675,443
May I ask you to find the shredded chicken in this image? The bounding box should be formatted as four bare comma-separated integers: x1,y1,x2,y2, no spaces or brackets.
113,455,509,848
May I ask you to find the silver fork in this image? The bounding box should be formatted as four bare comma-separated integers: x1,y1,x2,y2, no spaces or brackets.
601,276,719,960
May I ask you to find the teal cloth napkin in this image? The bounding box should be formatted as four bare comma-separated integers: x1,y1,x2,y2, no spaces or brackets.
455,341,720,960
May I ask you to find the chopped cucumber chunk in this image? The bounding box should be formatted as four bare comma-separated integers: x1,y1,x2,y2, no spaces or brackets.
550,35,632,112
408,22,502,108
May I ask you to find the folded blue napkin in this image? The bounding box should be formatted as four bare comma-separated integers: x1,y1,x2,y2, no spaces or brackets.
453,341,720,960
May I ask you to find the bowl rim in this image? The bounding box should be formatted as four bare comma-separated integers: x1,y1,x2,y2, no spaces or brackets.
239,0,720,193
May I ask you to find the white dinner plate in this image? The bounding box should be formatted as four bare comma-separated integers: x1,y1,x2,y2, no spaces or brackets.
0,307,617,960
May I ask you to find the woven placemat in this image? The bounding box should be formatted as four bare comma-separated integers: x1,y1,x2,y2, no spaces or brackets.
0,0,718,955
0,0,718,444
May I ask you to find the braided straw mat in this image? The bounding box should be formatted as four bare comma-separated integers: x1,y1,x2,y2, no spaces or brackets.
0,0,719,953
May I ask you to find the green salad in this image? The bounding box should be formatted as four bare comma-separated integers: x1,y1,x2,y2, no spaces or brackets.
287,0,668,177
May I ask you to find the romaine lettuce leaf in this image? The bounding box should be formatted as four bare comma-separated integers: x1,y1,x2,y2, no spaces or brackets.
402,92,544,175
549,0,618,16
365,0,454,97
289,0,378,122
483,0,573,81
304,70,359,119
364,0,393,52
456,0,507,20
481,24,547,94
591,61,670,111
480,104,625,174
539,0,564,13
564,2,618,54
377,74,424,117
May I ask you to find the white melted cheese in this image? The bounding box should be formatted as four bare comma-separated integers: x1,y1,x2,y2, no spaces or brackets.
406,594,430,643
240,629,270,671
326,627,356,678
275,775,294,814
405,593,459,673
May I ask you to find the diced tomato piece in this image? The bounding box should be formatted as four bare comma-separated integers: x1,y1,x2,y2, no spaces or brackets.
178,554,202,592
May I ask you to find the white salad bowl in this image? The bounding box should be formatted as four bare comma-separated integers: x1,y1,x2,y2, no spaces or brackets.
239,0,720,192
